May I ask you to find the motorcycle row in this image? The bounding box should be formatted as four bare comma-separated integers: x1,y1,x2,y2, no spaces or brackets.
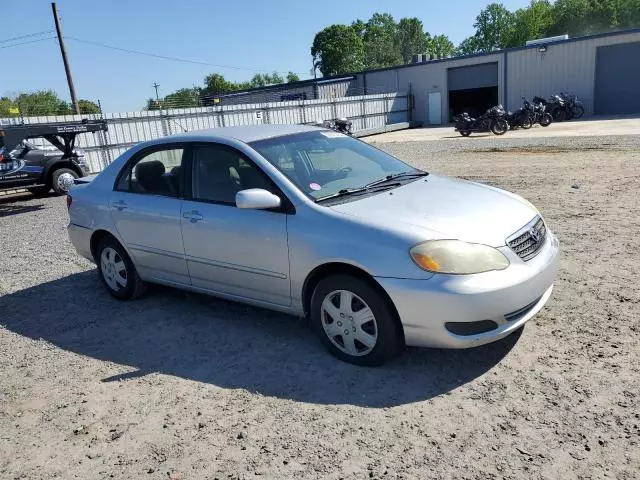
454,93,584,137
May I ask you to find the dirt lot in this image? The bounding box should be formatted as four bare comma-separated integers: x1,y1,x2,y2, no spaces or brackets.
1,126,639,479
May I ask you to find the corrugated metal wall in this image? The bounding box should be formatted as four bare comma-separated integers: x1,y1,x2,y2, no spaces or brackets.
506,31,640,115
1,92,409,173
360,53,503,124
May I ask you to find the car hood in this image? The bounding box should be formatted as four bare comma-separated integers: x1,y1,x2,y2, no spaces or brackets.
329,174,538,247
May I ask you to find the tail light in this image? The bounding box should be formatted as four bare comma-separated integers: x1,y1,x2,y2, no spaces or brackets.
66,194,72,209
0,153,4,162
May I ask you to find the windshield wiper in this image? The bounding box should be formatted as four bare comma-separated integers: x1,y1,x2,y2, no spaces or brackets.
315,183,401,203
364,170,429,189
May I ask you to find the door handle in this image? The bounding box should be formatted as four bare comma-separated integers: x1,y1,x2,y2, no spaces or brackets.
111,200,127,211
182,210,203,223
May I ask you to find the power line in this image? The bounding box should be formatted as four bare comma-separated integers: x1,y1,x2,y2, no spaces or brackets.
65,36,308,76
0,36,56,50
0,30,54,44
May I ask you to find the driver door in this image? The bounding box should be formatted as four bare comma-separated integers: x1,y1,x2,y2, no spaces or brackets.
180,143,291,307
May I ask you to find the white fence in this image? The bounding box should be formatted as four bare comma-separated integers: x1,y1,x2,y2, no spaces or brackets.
1,92,410,173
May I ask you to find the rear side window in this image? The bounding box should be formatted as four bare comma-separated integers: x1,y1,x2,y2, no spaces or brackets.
117,147,184,197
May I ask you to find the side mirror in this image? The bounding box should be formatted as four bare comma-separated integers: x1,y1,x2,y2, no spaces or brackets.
236,188,281,210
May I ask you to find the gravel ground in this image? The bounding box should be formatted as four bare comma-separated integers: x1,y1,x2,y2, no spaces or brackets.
1,131,639,479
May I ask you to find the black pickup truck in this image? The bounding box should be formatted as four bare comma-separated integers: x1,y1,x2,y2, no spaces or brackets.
0,120,107,196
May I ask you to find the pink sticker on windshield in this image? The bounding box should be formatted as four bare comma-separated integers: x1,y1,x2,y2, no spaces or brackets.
309,183,321,191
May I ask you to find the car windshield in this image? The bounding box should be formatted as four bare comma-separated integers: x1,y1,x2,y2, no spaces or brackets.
249,130,422,201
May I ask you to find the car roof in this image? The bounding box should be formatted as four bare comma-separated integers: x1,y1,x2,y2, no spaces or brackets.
172,124,323,143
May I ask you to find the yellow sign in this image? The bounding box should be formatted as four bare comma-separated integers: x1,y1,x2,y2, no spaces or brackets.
8,107,19,114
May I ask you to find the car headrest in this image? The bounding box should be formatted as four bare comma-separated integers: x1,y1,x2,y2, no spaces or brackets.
135,160,165,190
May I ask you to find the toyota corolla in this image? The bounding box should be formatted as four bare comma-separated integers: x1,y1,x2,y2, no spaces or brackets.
67,125,559,366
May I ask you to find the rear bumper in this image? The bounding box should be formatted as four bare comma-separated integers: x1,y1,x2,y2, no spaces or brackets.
376,230,560,349
67,223,94,263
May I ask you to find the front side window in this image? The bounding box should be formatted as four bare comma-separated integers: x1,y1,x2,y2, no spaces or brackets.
117,147,184,196
191,145,274,204
249,130,422,201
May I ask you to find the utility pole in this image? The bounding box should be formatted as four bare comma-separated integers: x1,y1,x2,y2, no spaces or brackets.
51,2,80,114
153,82,161,106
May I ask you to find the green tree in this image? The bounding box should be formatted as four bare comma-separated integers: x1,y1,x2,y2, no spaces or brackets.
286,72,300,83
502,0,554,47
163,87,201,108
361,13,402,69
311,24,364,76
549,0,619,36
428,34,456,58
203,73,240,95
4,90,71,116
78,99,101,114
249,72,285,88
619,0,640,28
472,3,515,52
396,17,430,63
457,35,483,55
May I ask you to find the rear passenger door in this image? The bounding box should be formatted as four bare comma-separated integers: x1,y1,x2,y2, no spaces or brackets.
110,144,190,285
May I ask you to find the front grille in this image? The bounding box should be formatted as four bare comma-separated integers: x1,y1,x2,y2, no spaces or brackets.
507,216,547,261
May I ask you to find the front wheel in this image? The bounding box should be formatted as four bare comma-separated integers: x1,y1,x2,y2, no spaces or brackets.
96,236,146,300
51,168,78,195
539,113,553,127
520,116,533,129
459,130,471,137
491,119,508,135
310,275,403,366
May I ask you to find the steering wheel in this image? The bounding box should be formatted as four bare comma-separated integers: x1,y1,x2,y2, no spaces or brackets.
332,167,353,180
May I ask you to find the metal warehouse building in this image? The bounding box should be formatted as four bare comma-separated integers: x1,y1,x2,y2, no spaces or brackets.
202,76,357,106
352,28,640,125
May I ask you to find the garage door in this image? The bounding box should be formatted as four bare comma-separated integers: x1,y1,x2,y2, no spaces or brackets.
448,63,498,91
595,42,640,115
448,62,499,120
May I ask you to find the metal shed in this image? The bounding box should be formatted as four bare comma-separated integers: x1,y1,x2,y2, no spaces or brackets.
355,28,640,125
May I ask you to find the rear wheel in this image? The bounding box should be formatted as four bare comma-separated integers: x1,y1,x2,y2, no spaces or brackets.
572,105,584,119
310,275,403,366
491,119,508,135
520,116,533,129
96,236,146,300
460,130,471,137
51,168,78,195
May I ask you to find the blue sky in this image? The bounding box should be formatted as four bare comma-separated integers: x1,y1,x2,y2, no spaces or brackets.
1,0,529,112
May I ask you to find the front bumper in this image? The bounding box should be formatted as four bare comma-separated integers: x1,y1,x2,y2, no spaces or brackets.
376,230,560,349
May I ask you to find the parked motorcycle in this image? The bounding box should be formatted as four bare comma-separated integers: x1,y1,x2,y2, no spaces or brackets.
316,117,353,136
454,105,509,136
506,99,534,130
532,101,553,127
560,93,585,119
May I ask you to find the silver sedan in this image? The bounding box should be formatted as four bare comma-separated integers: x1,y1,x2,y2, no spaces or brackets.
67,125,559,366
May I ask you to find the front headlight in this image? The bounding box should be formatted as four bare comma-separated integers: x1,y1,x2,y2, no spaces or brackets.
410,240,510,274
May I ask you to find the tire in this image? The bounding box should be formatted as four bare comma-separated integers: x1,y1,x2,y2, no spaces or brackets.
539,113,553,127
491,119,508,135
51,167,78,195
552,108,566,122
519,116,533,129
460,130,471,137
27,186,50,196
310,274,403,366
572,105,584,119
96,236,146,300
